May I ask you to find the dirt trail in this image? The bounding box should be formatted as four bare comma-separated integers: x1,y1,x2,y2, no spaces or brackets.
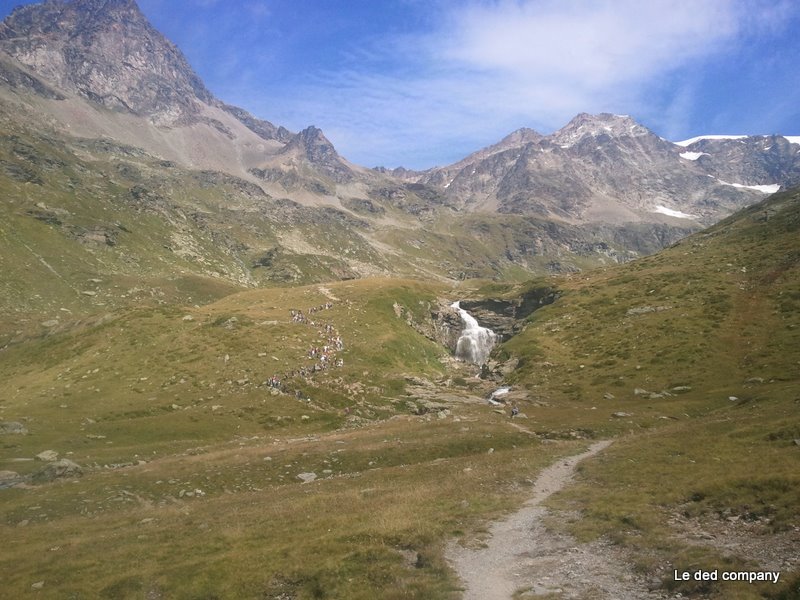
447,440,668,599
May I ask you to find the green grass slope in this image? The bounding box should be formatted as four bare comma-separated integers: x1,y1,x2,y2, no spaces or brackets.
497,188,800,598
1,274,599,598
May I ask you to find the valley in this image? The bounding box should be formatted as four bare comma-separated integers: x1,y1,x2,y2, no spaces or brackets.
2,189,798,599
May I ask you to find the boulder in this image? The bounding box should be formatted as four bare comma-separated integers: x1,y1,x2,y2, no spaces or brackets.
35,450,59,462
32,459,83,483
0,470,23,488
0,421,28,435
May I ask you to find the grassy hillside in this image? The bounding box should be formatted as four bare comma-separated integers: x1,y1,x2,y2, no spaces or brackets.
497,188,800,598
2,102,798,598
2,276,589,599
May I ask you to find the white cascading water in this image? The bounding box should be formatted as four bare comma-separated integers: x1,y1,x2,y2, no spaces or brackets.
451,301,497,365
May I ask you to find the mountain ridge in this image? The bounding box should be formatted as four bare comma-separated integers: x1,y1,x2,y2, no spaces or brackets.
414,114,800,226
1,0,798,297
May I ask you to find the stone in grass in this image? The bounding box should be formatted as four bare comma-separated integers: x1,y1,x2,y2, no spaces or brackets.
31,459,83,483
0,421,28,435
0,471,22,487
31,581,44,590
612,412,633,418
35,450,59,462
297,472,317,484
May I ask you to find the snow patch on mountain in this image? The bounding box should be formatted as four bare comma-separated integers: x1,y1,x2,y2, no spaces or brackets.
679,151,708,161
653,206,697,219
675,135,747,147
717,180,780,194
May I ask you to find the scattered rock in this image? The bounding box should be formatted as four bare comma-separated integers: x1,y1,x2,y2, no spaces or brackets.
0,470,23,488
793,439,800,447
35,450,58,462
81,290,97,296
603,392,615,400
626,305,671,316
745,377,764,384
41,319,59,327
31,459,83,483
297,472,317,483
612,412,633,418
633,388,649,396
182,315,194,321
31,581,44,590
0,421,28,435
670,386,692,393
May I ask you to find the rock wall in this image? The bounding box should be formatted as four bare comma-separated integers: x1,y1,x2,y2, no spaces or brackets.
460,285,559,341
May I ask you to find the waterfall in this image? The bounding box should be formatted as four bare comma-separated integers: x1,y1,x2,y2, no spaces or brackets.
451,301,497,365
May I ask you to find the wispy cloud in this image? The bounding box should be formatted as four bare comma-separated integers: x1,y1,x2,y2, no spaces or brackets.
224,0,797,168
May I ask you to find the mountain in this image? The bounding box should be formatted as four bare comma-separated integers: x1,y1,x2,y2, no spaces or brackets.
1,0,798,306
0,0,354,183
418,113,800,226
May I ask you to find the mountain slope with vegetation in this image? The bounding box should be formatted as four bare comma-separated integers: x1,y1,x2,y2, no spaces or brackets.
491,188,800,598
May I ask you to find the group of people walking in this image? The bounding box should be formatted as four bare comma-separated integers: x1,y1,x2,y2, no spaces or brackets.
265,302,346,396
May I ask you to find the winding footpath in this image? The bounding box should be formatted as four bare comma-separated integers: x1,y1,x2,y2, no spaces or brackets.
446,440,663,599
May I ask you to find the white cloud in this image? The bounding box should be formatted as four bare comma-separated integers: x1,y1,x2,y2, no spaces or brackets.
443,1,737,83
237,0,795,168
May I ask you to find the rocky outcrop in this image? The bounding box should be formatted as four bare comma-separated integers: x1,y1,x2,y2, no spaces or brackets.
404,286,559,357
398,301,463,353
277,126,356,184
460,285,560,340
31,458,83,483
0,0,213,125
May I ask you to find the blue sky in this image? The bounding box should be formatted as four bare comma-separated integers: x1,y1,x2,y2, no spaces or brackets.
1,0,799,169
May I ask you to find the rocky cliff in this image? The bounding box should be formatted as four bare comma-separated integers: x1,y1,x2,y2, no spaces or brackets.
418,114,800,227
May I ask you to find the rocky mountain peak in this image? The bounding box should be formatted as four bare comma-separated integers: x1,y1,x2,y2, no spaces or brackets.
0,0,213,124
279,125,354,183
553,112,650,147
284,126,336,161
501,127,543,145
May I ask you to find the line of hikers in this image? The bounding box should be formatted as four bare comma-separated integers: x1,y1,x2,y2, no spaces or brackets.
264,302,346,396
